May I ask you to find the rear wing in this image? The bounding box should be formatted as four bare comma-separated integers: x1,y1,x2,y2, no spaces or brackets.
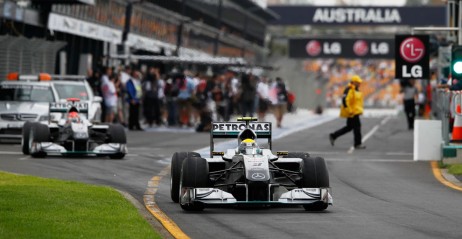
210,119,272,157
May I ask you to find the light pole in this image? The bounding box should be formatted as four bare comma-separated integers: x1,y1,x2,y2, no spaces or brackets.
213,0,223,57
121,0,143,65
175,0,186,57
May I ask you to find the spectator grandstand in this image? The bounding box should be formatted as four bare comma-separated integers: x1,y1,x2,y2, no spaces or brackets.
304,59,402,108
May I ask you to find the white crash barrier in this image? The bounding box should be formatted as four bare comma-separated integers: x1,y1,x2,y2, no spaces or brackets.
414,120,442,161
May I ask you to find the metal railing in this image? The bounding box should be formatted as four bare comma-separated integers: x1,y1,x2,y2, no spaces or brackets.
433,89,460,145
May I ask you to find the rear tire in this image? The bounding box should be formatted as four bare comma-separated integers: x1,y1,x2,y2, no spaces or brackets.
22,122,35,155
180,157,209,211
170,152,200,203
301,156,329,211
30,124,50,158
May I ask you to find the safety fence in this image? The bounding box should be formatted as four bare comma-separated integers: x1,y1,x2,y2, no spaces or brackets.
433,89,461,145
0,35,66,80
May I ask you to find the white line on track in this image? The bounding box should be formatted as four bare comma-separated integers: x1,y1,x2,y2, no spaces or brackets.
348,116,391,154
325,158,413,162
385,152,413,156
309,151,413,156
0,151,22,155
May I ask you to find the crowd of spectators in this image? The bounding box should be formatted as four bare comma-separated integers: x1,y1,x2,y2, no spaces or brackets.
86,65,294,131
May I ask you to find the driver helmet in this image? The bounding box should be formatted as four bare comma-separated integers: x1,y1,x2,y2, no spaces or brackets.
68,111,80,123
239,138,260,155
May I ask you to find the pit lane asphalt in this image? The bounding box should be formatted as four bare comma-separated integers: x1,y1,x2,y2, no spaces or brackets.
1,115,462,239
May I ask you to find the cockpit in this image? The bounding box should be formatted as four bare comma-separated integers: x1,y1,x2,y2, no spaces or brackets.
67,107,81,124
238,138,261,155
237,128,261,155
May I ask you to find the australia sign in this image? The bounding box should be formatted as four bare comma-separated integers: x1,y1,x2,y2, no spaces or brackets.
269,6,446,26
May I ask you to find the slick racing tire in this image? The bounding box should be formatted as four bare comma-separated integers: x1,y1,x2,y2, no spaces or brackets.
30,123,50,158
108,124,127,144
108,124,126,159
22,121,35,155
301,156,329,188
180,157,209,211
109,153,125,160
303,201,328,212
170,152,201,203
301,157,329,211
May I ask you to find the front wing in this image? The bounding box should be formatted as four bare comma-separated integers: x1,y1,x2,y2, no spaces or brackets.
180,187,333,207
30,142,127,156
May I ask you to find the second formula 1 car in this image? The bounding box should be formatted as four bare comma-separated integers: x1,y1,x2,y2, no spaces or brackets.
23,98,127,159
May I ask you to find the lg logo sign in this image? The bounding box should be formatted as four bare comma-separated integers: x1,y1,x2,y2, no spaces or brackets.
306,40,341,56
395,35,429,79
353,40,389,56
400,37,425,78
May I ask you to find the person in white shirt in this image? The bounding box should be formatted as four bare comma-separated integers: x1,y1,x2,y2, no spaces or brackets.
119,66,132,125
257,77,270,121
101,67,117,123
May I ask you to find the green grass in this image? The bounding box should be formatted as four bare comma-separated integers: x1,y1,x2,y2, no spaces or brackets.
0,171,161,239
438,161,462,175
448,164,462,175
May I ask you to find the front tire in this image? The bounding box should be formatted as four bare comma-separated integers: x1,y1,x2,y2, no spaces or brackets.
109,153,125,159
301,156,329,211
301,156,329,188
180,157,209,211
30,124,50,158
22,122,35,155
107,124,126,159
108,124,126,143
303,201,328,211
170,152,200,203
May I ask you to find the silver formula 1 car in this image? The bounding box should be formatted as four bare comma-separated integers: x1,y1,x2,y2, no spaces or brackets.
170,117,332,211
22,98,127,159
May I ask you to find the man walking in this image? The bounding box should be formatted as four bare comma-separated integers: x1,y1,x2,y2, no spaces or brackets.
401,79,418,130
126,70,143,131
329,75,366,149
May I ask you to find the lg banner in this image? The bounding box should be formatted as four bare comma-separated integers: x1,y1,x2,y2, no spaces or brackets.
395,35,429,79
289,38,394,59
